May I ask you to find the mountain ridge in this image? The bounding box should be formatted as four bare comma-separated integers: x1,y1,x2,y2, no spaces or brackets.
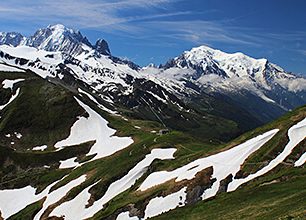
0,24,305,220
0,24,306,128
0,24,110,56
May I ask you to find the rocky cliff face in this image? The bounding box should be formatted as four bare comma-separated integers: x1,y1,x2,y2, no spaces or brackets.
94,39,111,56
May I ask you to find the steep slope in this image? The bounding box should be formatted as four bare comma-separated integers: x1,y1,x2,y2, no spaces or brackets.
154,111,306,220
0,58,304,219
0,45,254,142
108,107,305,220
0,24,306,129
0,24,305,219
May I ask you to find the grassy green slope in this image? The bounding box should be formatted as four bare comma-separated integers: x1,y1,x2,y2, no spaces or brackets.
153,106,306,220
0,70,94,191
90,106,305,219
154,166,306,220
1,68,305,220
0,70,84,150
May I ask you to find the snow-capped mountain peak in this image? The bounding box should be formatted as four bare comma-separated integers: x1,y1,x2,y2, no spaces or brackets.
48,24,74,34
162,44,298,86
0,24,111,56
0,32,26,47
23,24,93,55
166,45,271,78
0,25,305,116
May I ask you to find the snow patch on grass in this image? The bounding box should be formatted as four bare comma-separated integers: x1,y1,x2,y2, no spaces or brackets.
34,175,87,220
32,145,47,151
0,179,61,219
54,97,133,161
116,211,139,220
0,88,20,110
14,132,22,139
294,152,306,167
144,187,186,219
50,181,100,220
228,118,306,191
50,148,176,219
59,157,79,169
139,129,279,202
1,79,24,89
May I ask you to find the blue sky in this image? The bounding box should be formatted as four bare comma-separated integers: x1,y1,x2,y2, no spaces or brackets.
0,0,306,74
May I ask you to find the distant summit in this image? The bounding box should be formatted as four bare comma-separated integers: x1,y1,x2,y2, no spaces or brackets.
0,24,305,125
0,24,111,56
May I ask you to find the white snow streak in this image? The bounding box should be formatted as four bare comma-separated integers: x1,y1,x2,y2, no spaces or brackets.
139,129,279,202
51,148,176,220
0,88,20,110
50,181,100,220
228,118,306,191
144,187,186,219
54,97,133,161
0,179,61,219
32,145,48,151
78,88,117,114
34,175,87,220
294,152,306,167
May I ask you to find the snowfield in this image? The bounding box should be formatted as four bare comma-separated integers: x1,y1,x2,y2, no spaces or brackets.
0,178,62,219
0,186,47,219
34,175,87,220
54,97,133,161
50,181,100,220
1,40,306,111
0,45,63,65
139,129,279,199
0,174,87,219
0,79,23,110
50,148,176,220
133,119,305,217
117,211,139,220
0,63,25,72
1,118,303,220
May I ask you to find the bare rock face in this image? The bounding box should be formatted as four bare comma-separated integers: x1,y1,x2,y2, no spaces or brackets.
217,174,233,193
185,166,216,205
95,39,111,56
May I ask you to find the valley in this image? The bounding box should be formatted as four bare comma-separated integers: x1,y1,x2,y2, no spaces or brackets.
0,24,305,220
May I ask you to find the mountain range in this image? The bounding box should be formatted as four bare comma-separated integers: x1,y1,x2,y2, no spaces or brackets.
0,24,305,220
